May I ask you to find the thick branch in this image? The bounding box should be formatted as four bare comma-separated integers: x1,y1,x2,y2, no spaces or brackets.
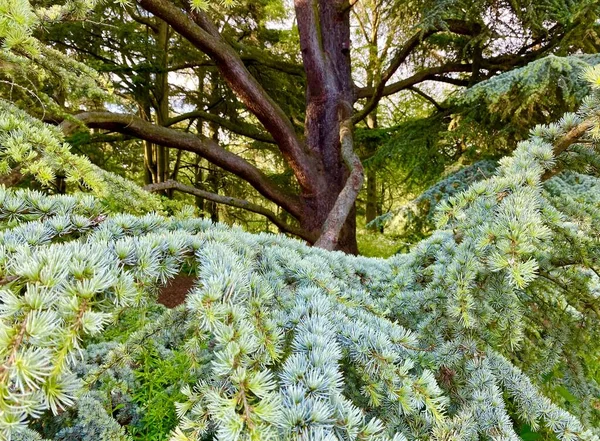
314,118,364,250
145,180,316,243
61,112,302,217
294,0,332,98
136,0,321,193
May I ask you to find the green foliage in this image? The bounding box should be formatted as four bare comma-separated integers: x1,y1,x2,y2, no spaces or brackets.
0,100,164,213
371,160,497,247
452,54,600,155
129,344,193,441
366,54,600,249
1,73,600,438
1,2,600,441
364,115,448,195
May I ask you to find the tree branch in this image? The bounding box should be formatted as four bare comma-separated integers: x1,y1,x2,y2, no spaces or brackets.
229,42,305,77
407,86,445,111
125,5,160,32
136,0,322,194
354,20,483,121
166,110,275,143
144,180,316,242
355,19,562,113
314,115,364,250
61,112,302,217
355,62,472,108
294,0,332,98
542,120,596,180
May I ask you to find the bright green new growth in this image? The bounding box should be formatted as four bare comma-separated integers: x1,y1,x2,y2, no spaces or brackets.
0,0,164,215
0,100,164,214
0,70,599,440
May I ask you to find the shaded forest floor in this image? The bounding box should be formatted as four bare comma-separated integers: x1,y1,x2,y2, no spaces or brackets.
157,274,196,308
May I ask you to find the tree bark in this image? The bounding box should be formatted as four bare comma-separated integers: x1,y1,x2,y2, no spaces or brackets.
314,118,364,250
294,0,359,254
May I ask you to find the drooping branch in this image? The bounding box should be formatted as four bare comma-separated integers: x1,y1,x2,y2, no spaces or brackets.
144,180,316,243
314,116,364,251
355,62,472,110
61,112,302,217
407,86,445,111
136,0,322,194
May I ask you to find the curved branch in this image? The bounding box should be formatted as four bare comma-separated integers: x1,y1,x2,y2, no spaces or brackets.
407,86,445,111
125,5,160,32
542,119,595,180
314,117,364,250
61,112,302,217
136,0,322,194
144,180,316,243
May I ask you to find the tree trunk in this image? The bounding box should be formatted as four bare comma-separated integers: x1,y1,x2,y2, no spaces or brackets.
206,162,220,223
193,156,204,215
295,0,358,254
366,169,378,224
156,19,170,185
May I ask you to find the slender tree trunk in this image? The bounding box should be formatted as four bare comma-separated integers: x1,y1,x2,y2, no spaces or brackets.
378,180,385,233
193,156,204,214
206,124,220,223
156,19,170,185
366,169,378,223
365,112,379,224
364,5,380,227
141,102,158,185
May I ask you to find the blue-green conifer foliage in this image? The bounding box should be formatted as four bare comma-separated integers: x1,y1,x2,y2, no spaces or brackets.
0,1,600,440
